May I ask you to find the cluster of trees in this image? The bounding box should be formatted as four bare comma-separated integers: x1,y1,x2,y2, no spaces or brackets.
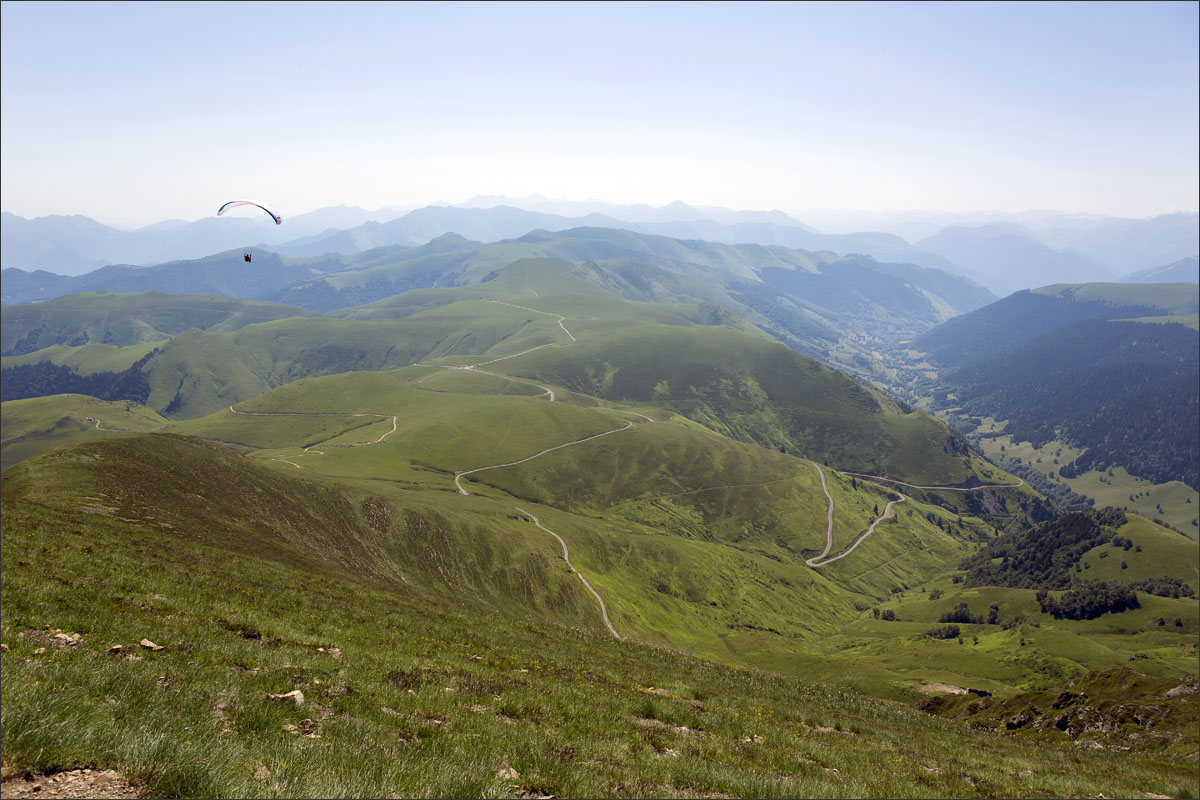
0,354,153,404
924,624,960,640
961,508,1127,590
935,601,1002,626
939,602,980,624
1127,576,1196,599
1035,581,1140,620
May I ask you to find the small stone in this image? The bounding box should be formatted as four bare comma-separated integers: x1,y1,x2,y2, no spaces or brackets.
469,654,482,661
497,766,519,781
268,689,304,706
33,647,46,655
139,639,164,651
106,645,124,654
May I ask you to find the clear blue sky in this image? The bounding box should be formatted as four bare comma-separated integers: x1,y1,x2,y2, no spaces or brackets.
2,0,1196,227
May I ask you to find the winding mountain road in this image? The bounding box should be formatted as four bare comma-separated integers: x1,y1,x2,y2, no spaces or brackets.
803,464,1024,568
515,507,623,640
801,460,838,566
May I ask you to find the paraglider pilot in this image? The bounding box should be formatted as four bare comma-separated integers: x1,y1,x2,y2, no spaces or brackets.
244,253,253,263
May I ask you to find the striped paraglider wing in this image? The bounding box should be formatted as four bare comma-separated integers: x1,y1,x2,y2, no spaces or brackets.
216,200,282,225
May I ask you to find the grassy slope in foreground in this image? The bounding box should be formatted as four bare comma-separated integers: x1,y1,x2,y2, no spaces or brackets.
3,437,1195,799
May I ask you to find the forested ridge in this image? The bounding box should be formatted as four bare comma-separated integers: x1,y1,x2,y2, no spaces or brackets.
0,355,152,404
933,319,1199,488
915,289,1186,365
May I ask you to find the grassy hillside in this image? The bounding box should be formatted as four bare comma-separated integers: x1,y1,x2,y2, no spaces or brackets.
1,283,998,494
131,300,585,418
1,340,159,374
0,394,168,469
972,425,1200,536
1,291,316,356
492,322,995,486
3,434,1196,798
263,229,990,375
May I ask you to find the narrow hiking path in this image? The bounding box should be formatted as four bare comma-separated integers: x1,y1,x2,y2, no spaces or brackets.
454,420,634,494
515,507,623,640
488,300,577,341
413,299,578,399
89,418,130,433
228,406,398,468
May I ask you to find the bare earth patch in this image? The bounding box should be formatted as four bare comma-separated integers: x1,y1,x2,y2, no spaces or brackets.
919,682,968,695
0,768,140,799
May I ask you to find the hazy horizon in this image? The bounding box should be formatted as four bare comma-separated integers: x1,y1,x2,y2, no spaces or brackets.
4,195,1199,235
2,1,1197,228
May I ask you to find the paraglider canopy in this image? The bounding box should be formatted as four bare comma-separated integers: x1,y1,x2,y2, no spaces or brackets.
217,200,282,225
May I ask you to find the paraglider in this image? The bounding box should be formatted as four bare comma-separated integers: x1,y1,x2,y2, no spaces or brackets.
217,200,282,225
244,253,253,263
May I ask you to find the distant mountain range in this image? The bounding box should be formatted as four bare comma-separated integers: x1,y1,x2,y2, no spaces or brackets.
0,206,408,275
1,227,995,377
1120,256,1199,284
5,200,1195,295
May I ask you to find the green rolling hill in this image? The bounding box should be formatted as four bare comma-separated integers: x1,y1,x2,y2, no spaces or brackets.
0,393,168,469
1,291,318,356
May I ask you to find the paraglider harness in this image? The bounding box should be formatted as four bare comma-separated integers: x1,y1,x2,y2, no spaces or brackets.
244,253,253,263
